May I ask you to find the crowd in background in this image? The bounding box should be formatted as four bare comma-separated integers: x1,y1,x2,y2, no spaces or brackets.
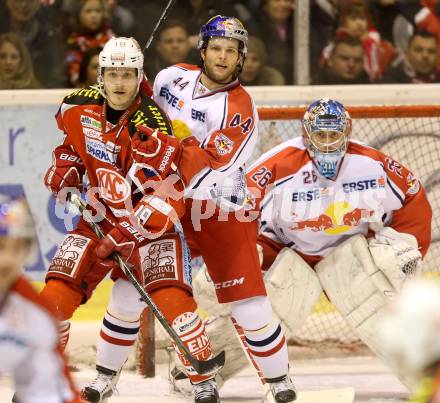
1,0,440,89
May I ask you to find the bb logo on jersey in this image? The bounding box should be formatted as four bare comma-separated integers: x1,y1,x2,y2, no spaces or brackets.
96,168,130,202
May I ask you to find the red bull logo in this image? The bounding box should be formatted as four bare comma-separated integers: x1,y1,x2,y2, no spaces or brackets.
291,202,375,235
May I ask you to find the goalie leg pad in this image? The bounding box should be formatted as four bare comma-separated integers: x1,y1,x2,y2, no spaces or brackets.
265,247,322,337
315,234,414,389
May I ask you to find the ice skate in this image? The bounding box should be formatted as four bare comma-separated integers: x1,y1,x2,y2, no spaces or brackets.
267,375,297,402
192,378,220,403
81,365,121,403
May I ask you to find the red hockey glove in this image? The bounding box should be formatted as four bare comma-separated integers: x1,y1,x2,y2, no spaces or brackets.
131,125,181,178
44,146,84,202
96,218,145,262
96,195,178,261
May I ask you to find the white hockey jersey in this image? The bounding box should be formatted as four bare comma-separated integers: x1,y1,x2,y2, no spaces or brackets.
0,277,79,403
247,137,431,263
153,64,259,204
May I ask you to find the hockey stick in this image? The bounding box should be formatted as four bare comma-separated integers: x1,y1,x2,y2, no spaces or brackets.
231,318,276,403
69,193,225,375
142,0,177,53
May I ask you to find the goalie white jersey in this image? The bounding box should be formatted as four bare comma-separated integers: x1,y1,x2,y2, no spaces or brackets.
153,63,259,202
0,277,79,403
247,137,431,263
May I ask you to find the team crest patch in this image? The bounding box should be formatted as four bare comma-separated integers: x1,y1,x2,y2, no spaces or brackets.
406,173,420,195
214,133,234,155
96,168,130,202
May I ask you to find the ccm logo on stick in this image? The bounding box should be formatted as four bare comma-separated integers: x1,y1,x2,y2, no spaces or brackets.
215,277,245,289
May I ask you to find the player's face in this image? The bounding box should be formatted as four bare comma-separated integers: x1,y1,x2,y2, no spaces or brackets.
0,238,29,296
202,38,242,86
79,0,104,32
407,36,438,75
0,41,21,80
329,44,364,81
103,67,138,110
310,130,345,153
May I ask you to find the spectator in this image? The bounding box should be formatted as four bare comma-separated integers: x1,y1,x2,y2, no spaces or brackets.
316,36,370,84
310,0,340,83
168,0,244,47
76,46,100,87
415,0,440,70
382,31,440,83
255,0,295,84
323,0,396,81
0,0,66,88
144,20,198,81
103,0,134,37
0,32,41,89
65,0,113,87
239,35,285,85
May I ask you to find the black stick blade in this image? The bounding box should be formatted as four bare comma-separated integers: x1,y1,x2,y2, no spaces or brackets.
190,350,225,375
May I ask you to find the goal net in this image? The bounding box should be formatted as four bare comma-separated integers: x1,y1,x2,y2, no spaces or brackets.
139,104,440,373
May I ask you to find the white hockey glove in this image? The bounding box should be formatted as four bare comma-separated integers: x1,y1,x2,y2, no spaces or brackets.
368,226,422,291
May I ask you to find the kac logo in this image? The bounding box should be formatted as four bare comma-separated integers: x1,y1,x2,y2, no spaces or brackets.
96,168,130,202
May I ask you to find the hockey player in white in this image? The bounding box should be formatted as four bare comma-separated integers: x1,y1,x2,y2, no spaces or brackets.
0,197,80,403
147,15,295,403
192,98,432,390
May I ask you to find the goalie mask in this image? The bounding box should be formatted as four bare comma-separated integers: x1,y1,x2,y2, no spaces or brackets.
98,37,144,98
198,15,248,80
302,98,352,180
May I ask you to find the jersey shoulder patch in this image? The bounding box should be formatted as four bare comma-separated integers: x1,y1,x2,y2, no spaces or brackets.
63,86,103,106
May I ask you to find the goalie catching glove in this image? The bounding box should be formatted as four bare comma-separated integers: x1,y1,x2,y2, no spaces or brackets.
131,125,181,179
368,226,422,290
44,146,85,202
96,195,179,263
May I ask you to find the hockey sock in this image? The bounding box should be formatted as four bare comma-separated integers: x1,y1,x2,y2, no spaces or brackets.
150,286,215,384
95,279,144,371
231,296,289,379
96,309,140,371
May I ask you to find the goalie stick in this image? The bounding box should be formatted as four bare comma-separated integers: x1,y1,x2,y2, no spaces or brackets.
69,193,225,376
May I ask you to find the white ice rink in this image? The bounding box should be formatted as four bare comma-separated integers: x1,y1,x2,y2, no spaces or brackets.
0,321,409,403
0,356,409,403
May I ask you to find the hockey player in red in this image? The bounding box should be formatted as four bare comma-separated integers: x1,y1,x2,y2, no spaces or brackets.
40,36,220,403
131,15,295,403
0,197,80,403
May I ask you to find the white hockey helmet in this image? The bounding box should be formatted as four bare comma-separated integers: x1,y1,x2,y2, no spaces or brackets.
378,279,440,376
98,37,144,96
0,196,35,239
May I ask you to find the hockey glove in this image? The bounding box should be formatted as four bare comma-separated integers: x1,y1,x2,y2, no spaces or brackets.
131,125,181,179
96,195,178,261
369,226,422,290
44,146,85,202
